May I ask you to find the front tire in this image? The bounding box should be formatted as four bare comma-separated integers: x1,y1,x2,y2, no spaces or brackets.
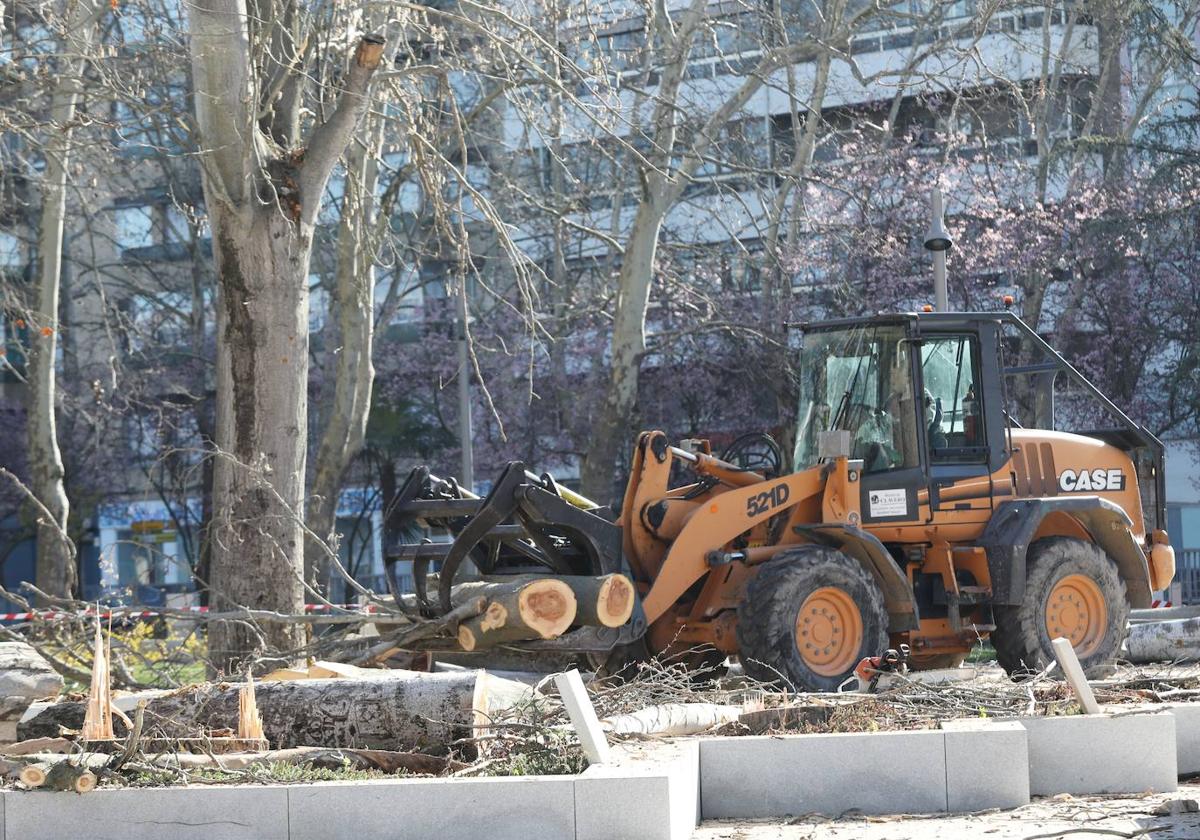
993,537,1129,678
737,546,889,691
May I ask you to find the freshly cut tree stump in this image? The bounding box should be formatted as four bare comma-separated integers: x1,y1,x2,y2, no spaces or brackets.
457,579,576,651
19,669,535,752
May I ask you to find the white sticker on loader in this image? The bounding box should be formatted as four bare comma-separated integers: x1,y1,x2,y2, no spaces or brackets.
869,488,908,518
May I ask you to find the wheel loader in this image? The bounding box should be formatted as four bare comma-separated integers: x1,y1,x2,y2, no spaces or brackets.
385,310,1176,690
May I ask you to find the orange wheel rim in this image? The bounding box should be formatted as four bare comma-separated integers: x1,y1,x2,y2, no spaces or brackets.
1045,574,1107,658
795,587,863,676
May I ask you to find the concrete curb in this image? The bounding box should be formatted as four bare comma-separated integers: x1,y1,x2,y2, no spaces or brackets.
699,724,1030,819
0,709,1188,835
0,741,700,840
1006,712,1177,796
1101,702,1200,775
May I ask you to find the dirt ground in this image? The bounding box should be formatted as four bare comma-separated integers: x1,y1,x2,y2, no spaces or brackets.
694,782,1200,839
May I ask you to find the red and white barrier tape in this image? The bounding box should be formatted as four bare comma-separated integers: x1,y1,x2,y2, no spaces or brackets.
0,603,380,621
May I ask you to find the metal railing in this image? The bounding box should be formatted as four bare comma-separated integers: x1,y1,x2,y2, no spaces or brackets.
1177,549,1200,604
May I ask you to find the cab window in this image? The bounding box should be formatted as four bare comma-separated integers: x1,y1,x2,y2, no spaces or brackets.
920,336,986,462
794,325,921,474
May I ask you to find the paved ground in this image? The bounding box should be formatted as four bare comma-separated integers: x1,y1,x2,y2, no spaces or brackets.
694,782,1200,839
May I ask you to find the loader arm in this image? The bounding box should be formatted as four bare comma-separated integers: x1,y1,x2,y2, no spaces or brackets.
627,433,860,624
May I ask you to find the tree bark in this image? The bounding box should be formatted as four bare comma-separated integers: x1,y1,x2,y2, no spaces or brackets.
0,642,65,720
578,205,666,502
26,0,102,602
19,669,533,752
1124,618,1200,664
205,208,314,669
186,0,384,670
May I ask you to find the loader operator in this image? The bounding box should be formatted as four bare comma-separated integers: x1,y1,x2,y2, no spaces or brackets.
924,388,948,451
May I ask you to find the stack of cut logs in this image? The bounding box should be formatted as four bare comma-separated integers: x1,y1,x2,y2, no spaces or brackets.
452,573,635,652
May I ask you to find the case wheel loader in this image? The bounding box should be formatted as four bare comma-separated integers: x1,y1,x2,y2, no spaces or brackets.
385,311,1176,690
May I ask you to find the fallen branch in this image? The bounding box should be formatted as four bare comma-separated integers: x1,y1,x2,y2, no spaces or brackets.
601,703,744,737
353,597,487,666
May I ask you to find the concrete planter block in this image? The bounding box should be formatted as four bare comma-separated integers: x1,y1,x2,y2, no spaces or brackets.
941,719,1029,811
1157,704,1200,776
576,741,699,840
1014,712,1177,796
288,775,576,840
3,785,288,840
1101,702,1200,776
700,730,947,819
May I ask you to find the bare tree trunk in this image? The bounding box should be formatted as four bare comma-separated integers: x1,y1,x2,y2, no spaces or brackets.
305,115,384,588
187,0,384,670
579,204,665,502
27,0,102,602
577,10,827,500
206,210,314,668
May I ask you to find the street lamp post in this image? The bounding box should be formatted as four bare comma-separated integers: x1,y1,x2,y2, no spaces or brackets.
924,188,953,311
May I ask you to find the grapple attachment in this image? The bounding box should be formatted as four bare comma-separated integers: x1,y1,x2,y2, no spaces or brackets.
383,462,646,652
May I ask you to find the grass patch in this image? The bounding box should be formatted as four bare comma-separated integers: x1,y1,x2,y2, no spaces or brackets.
967,642,997,663
123,761,395,787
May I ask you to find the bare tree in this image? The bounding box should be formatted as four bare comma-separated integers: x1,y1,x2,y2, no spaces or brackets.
576,0,890,498
186,1,385,669
24,0,104,600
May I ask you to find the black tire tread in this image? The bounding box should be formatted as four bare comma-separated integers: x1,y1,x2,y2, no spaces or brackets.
737,546,888,691
992,536,1129,678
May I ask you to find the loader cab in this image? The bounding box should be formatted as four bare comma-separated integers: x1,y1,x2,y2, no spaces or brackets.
793,313,1010,524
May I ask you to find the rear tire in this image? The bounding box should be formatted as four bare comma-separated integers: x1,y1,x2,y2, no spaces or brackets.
737,546,889,691
992,537,1129,679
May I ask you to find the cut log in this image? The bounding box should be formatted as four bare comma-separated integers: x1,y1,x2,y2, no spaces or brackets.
568,574,636,628
18,762,46,788
1124,618,1200,663
471,574,634,629
19,669,536,752
3,736,73,756
456,579,576,651
43,760,96,793
600,703,744,737
0,756,44,787
0,642,65,720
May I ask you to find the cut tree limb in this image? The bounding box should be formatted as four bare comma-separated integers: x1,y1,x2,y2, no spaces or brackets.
0,642,65,714
601,703,744,737
568,574,635,629
19,669,535,752
0,757,45,787
1124,618,1200,663
353,596,486,665
43,760,96,793
456,579,576,651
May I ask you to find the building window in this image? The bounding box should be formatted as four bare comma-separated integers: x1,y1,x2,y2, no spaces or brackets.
112,203,192,257
113,206,155,251
0,231,21,272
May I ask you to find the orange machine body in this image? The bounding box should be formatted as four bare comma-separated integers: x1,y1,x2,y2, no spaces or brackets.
623,311,1170,668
